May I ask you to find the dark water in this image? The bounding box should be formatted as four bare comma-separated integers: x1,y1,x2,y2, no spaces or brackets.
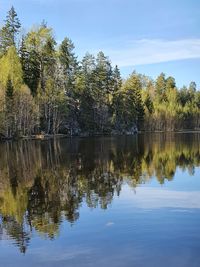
0,134,200,267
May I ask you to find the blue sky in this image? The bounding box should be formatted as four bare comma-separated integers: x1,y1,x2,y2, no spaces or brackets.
1,0,200,87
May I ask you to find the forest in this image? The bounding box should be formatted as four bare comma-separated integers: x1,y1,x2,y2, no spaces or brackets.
0,7,200,139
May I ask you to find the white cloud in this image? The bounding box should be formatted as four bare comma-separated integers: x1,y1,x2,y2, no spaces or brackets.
121,185,200,209
104,38,200,66
29,246,93,262
106,222,114,227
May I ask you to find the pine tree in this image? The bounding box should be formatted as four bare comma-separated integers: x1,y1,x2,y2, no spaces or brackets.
112,72,145,131
94,52,113,131
58,38,79,93
0,6,21,55
58,37,80,133
78,53,97,132
155,72,166,101
166,76,176,91
19,36,29,85
112,65,122,93
95,51,113,95
6,77,14,99
123,72,145,125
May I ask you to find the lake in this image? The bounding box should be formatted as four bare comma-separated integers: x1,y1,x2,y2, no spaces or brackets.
0,133,200,267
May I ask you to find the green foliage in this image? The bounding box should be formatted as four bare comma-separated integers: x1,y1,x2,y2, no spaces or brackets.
0,6,21,55
0,46,23,89
19,35,40,96
113,65,122,92
6,77,14,99
121,72,145,127
22,23,56,95
155,72,166,102
0,6,200,138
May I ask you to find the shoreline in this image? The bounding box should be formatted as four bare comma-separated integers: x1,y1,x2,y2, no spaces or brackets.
1,130,200,142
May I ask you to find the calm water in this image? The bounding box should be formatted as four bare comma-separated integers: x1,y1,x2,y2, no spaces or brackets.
0,134,200,267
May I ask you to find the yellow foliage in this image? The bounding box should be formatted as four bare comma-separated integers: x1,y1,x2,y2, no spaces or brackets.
0,46,23,89
19,84,31,95
25,25,53,53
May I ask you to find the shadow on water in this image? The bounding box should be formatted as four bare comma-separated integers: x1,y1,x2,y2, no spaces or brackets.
0,133,200,253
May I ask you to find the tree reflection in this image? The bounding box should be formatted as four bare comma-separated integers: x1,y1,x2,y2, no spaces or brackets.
0,134,200,252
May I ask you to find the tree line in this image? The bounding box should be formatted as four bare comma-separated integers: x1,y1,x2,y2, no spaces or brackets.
0,7,200,138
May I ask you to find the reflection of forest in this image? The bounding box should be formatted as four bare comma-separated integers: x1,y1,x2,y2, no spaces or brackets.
0,134,200,253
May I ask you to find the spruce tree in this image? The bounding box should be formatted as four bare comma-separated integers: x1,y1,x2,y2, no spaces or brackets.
6,77,14,99
112,65,122,93
155,72,166,101
59,37,78,94
0,6,21,55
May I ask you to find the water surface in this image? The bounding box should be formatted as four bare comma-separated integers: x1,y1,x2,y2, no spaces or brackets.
0,134,200,267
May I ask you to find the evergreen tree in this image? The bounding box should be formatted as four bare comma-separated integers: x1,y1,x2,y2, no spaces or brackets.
24,23,56,94
0,6,21,55
58,37,80,133
189,81,197,92
19,35,31,88
0,6,200,137
95,51,113,95
6,77,14,99
166,76,176,91
178,86,188,106
155,72,166,101
59,37,78,87
112,72,144,131
112,65,122,93
94,52,113,132
143,91,154,114
78,53,97,132
123,72,145,125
